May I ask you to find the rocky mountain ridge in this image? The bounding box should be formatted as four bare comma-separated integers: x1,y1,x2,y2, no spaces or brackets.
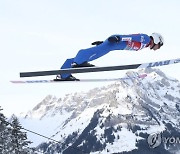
22,68,180,154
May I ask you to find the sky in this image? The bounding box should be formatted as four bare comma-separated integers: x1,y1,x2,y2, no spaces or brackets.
0,0,180,117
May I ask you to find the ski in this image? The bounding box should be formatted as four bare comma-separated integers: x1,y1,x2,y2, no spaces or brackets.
20,58,180,78
11,74,147,84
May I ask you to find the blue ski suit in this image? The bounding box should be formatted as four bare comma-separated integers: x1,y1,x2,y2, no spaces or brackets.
60,33,151,78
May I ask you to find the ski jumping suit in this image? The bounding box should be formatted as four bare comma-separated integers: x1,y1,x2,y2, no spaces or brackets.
60,33,151,78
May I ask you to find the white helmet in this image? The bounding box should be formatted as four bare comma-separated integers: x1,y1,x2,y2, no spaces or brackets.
151,33,164,47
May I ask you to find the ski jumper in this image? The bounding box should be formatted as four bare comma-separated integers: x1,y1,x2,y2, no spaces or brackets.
60,34,151,78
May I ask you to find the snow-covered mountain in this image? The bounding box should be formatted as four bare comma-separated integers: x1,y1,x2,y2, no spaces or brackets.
21,68,180,154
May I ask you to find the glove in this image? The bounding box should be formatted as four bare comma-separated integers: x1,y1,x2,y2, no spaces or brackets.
91,41,103,46
108,36,121,43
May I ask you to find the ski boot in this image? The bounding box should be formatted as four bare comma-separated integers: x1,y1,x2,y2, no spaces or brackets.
71,61,95,68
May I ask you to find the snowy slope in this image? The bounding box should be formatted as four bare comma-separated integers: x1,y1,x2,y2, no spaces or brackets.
20,68,180,154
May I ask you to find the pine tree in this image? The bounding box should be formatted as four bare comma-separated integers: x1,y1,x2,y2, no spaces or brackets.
0,106,11,154
9,114,32,154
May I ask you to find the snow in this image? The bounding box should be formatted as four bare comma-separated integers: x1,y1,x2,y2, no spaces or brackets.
52,104,106,142
113,104,132,115
20,109,73,146
91,127,138,154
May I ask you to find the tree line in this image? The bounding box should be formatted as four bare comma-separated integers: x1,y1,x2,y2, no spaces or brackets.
0,106,35,154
